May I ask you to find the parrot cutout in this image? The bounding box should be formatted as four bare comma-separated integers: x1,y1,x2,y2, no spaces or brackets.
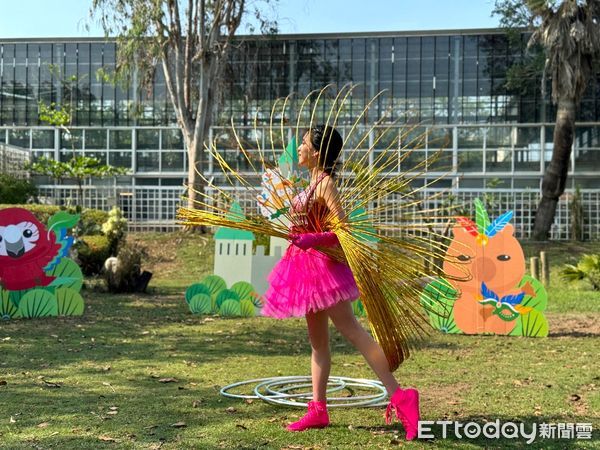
0,208,84,320
0,208,76,290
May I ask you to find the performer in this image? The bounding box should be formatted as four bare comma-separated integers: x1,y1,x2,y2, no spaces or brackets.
261,125,419,439
178,87,465,442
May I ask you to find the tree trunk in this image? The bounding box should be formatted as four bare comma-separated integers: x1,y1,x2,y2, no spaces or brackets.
185,60,218,211
76,178,84,212
532,98,576,241
185,134,206,210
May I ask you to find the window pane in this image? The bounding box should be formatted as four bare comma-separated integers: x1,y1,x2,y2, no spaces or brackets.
85,129,107,149
161,151,185,171
110,129,132,149
137,151,160,171
137,129,160,150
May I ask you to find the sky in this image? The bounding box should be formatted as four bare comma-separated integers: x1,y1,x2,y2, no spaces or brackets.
0,0,500,38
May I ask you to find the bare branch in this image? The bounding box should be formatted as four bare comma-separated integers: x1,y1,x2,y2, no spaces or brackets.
184,0,194,109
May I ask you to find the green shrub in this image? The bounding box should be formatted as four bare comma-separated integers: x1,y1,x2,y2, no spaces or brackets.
76,235,111,276
561,254,600,290
0,204,108,231
0,174,37,204
0,204,60,224
80,209,110,236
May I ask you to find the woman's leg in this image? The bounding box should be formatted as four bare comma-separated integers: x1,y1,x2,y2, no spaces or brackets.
327,301,399,395
306,309,331,401
286,310,331,431
328,301,420,440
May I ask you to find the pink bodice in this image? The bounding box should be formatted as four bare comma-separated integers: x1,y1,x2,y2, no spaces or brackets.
290,172,329,233
291,172,328,213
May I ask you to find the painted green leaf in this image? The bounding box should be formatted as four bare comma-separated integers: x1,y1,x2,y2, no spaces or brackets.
420,278,459,332
521,310,549,337
220,299,242,317
518,275,548,312
185,283,212,303
352,300,366,317
474,198,490,235
56,288,84,316
0,289,20,320
48,211,80,233
240,299,256,317
215,289,240,309
348,208,379,243
230,281,255,301
420,278,457,314
249,293,262,308
429,308,461,334
201,275,227,298
18,289,58,318
189,293,212,315
508,316,523,336
47,258,83,292
8,289,27,308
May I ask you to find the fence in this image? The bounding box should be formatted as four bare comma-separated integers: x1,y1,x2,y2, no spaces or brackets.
35,184,600,240
7,122,600,239
36,185,184,231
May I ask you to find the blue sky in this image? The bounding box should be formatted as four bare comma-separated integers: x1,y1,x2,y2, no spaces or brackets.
0,0,499,38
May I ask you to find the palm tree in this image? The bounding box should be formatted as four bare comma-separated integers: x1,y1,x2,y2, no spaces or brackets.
561,254,600,290
495,0,600,240
530,0,600,240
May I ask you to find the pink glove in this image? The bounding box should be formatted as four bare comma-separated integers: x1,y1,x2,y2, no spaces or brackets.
291,232,339,250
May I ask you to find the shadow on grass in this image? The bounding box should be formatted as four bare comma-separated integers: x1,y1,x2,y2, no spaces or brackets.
2,291,595,376
0,291,374,374
550,330,600,338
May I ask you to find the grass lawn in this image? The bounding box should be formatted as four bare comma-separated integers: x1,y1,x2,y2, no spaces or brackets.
0,233,598,449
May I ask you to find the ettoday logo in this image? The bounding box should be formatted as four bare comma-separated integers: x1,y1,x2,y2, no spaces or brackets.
417,420,593,443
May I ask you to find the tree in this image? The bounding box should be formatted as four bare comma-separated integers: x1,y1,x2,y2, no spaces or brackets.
91,0,277,211
29,102,128,207
493,0,600,240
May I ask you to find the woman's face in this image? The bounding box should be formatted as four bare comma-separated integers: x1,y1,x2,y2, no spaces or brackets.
298,132,319,169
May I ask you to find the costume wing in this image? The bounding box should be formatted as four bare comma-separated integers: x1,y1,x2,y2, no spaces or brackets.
177,85,469,371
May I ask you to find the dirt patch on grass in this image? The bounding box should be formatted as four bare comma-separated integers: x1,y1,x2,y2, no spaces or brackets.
126,232,213,289
421,382,471,419
547,313,600,337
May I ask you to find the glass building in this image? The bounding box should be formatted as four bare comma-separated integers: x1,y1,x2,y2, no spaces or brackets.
1,29,599,238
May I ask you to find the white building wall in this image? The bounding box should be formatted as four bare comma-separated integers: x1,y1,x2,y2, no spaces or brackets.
213,238,253,288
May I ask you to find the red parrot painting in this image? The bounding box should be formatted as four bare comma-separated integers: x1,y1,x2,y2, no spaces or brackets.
0,208,69,291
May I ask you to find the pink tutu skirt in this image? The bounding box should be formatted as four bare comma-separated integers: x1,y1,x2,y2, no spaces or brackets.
261,244,360,318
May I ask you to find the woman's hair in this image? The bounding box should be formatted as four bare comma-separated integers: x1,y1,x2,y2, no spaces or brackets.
308,125,343,177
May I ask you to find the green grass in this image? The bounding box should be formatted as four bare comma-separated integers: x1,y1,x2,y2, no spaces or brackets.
0,234,598,449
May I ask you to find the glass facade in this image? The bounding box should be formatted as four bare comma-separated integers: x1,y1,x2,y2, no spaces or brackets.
1,31,599,235
2,31,600,127
0,40,174,127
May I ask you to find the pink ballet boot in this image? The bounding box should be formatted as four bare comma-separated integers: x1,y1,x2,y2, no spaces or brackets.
385,387,420,440
286,400,330,432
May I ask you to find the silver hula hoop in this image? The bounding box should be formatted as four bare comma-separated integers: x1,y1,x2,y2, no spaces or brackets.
220,376,389,408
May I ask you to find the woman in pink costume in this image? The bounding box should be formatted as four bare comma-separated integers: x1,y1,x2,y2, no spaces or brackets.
261,125,420,440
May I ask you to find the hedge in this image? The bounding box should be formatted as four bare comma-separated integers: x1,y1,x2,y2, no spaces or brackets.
0,204,109,234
